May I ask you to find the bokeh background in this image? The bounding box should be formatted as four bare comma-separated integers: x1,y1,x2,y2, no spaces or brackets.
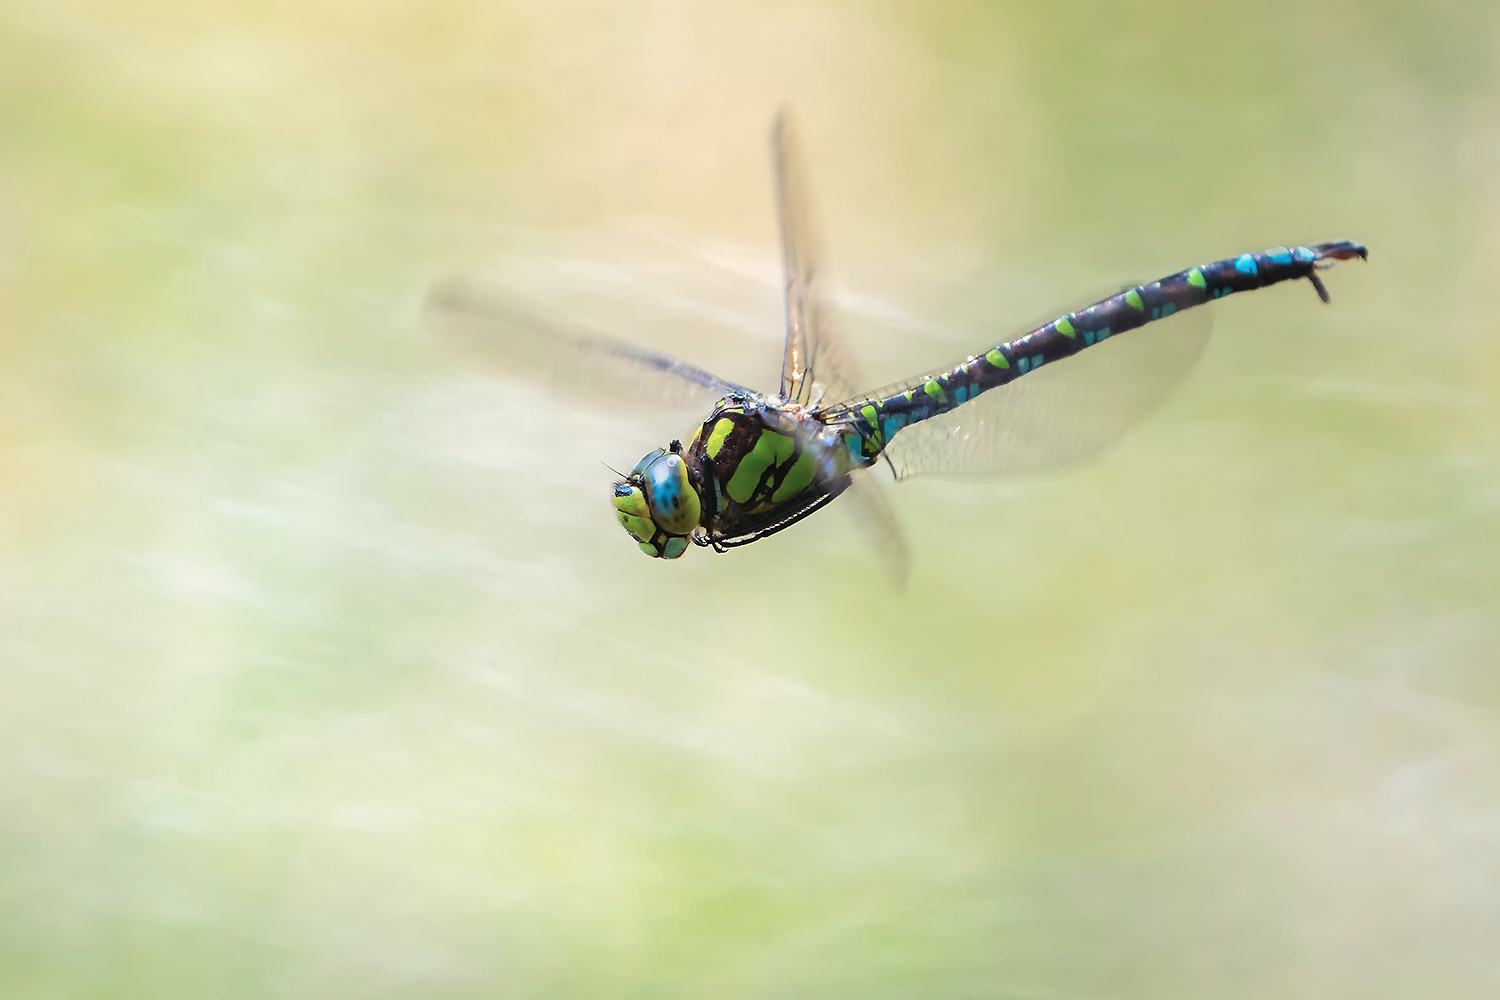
3,1,1499,997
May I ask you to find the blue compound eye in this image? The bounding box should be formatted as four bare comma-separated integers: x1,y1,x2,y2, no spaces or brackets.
630,449,665,479
643,453,701,536
612,448,699,559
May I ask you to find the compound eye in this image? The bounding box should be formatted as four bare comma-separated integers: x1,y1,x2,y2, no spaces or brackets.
630,449,666,479
613,484,655,544
643,453,701,535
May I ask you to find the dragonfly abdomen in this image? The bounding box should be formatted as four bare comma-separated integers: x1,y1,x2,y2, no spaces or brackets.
839,240,1367,461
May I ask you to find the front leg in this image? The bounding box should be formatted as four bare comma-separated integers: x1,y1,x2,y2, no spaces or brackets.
693,453,722,548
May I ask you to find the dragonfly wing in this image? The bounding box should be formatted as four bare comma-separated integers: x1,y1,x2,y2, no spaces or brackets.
879,304,1214,479
772,109,860,409
427,277,750,408
844,471,910,589
771,110,905,573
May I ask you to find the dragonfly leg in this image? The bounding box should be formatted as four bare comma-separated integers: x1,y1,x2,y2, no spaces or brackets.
696,452,722,535
1308,272,1331,304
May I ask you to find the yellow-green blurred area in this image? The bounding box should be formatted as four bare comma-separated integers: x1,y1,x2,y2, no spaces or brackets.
3,0,1499,996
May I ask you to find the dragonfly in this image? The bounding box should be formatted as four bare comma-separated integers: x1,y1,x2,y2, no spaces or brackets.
430,110,1366,581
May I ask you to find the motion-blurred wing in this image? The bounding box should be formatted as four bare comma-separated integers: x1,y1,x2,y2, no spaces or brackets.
772,109,860,409
878,305,1214,479
772,110,907,575
843,471,910,589
427,278,750,408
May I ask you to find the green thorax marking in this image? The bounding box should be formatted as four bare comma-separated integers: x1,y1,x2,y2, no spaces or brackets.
687,403,823,518
706,417,735,459
771,448,816,501
727,429,796,503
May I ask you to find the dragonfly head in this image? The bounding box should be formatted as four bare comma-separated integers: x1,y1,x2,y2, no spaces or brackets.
612,442,701,559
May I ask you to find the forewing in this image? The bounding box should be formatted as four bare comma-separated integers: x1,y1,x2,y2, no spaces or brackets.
771,109,860,409
427,277,748,408
879,304,1214,479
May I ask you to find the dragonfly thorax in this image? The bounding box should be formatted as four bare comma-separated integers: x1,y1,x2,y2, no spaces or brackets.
612,445,702,559
678,398,856,551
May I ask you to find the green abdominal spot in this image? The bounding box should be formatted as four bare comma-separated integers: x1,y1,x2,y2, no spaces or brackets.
860,403,881,442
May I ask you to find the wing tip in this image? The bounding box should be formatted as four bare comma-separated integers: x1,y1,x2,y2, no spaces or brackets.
424,275,482,320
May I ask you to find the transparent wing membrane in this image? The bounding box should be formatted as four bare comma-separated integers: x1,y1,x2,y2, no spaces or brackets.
771,110,860,410
880,304,1214,479
426,278,749,408
771,110,907,581
843,471,910,589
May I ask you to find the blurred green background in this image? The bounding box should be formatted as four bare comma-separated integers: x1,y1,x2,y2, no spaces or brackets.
2,1,1498,997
